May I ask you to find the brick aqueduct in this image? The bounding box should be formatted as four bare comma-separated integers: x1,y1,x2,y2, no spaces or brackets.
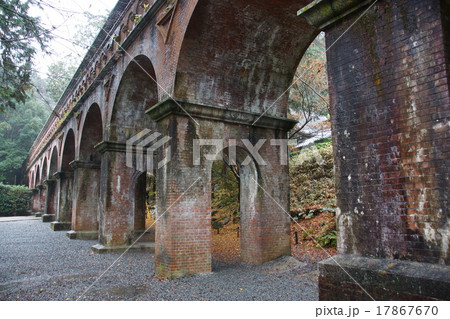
26,0,449,300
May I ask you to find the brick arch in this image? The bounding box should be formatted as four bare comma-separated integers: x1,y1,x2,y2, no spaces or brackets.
49,145,59,176
174,0,318,117
41,157,48,181
35,165,41,186
206,145,261,263
78,103,103,162
108,54,159,141
30,170,35,189
61,129,76,172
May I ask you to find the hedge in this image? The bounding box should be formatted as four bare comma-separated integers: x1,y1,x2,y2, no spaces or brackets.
0,183,32,217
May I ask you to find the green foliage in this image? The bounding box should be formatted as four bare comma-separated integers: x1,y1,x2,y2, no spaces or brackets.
289,32,329,130
211,161,240,231
73,11,108,49
45,11,107,103
316,221,337,248
290,142,336,211
314,137,332,149
316,229,337,248
0,0,50,111
0,77,51,184
0,182,31,216
45,61,76,102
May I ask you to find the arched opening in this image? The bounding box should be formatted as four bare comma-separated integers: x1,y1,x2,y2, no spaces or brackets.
29,172,34,188
174,1,334,267
71,104,103,235
80,104,102,162
39,158,48,212
287,32,337,261
110,55,158,141
35,165,40,186
210,157,241,263
41,158,48,181
133,172,156,244
98,55,159,248
208,146,259,267
61,130,75,172
49,146,58,176
57,129,75,226
44,146,59,217
174,0,318,117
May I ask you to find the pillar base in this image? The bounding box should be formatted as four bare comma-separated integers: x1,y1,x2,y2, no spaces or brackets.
91,243,155,254
319,254,450,301
66,230,98,240
42,214,55,223
50,221,71,231
133,230,155,242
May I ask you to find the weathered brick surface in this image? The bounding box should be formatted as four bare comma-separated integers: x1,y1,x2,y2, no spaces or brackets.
318,255,450,301
153,113,291,278
326,0,449,265
71,166,100,232
23,0,450,287
98,151,135,247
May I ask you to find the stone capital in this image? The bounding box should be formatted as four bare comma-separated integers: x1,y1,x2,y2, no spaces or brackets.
44,178,57,186
95,141,127,154
69,160,101,170
146,98,298,131
53,171,73,179
297,0,375,30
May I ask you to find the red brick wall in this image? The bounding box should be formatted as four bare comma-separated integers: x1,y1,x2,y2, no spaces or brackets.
154,114,291,278
327,0,450,264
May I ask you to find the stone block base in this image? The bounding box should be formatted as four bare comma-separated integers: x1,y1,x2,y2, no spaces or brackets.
319,254,450,301
50,221,71,231
133,229,155,243
91,242,155,254
42,214,55,223
66,230,98,240
35,212,43,218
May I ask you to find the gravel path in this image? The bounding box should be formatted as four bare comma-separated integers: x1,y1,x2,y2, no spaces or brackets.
0,217,319,301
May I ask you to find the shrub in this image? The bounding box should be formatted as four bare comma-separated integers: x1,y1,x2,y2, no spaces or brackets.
290,142,336,211
0,183,32,217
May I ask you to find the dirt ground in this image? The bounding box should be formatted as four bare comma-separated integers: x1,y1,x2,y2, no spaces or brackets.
212,212,337,263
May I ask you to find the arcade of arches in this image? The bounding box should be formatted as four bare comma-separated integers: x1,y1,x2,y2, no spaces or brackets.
26,0,449,300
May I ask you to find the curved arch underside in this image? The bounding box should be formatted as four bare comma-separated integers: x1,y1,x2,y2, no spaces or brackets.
61,130,76,172
41,158,48,181
49,146,58,176
35,166,40,186
175,0,318,117
79,104,103,162
110,55,158,141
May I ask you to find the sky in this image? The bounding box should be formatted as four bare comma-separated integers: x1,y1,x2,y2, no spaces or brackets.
30,0,118,75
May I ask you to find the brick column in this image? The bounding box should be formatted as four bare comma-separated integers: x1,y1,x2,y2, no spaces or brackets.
66,161,100,240
30,188,40,212
42,179,56,222
148,100,295,279
50,171,73,231
92,142,137,251
299,0,450,300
